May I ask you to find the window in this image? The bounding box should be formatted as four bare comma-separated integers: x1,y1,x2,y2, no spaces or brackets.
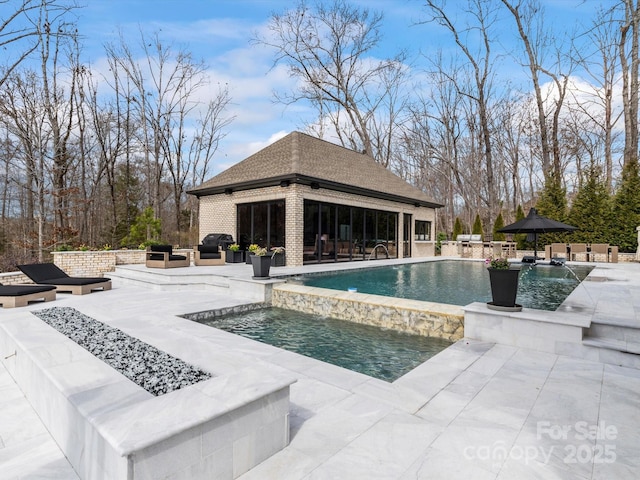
237,200,285,250
415,220,431,241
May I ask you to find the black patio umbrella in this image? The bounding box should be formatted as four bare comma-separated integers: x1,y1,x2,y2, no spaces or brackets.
498,208,578,260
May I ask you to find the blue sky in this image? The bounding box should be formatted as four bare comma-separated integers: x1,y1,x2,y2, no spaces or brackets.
67,0,605,173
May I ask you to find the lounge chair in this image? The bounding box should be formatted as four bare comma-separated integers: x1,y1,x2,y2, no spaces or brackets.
0,282,56,308
193,244,225,266
17,263,111,295
145,245,190,268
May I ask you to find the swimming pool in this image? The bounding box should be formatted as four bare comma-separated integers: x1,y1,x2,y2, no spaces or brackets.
296,260,593,311
199,307,452,382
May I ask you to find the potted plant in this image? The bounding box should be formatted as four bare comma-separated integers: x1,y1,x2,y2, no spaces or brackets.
486,256,522,311
270,246,285,266
245,243,260,264
250,247,272,278
225,243,244,263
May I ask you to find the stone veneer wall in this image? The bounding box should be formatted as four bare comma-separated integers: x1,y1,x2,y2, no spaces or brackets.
272,283,464,341
198,183,437,267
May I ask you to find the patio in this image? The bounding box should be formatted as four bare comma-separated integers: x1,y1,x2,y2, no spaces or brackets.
1,259,639,479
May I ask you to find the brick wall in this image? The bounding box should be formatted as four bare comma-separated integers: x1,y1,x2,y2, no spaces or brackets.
3,249,193,281
0,272,32,285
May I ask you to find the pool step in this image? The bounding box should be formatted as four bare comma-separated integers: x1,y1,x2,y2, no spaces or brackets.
108,265,271,302
582,337,640,355
585,322,640,351
581,321,640,369
109,266,231,292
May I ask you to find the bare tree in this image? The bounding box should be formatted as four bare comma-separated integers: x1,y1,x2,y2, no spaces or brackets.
618,0,640,168
105,31,233,242
37,10,80,242
186,87,234,232
501,0,572,183
255,0,408,166
422,0,501,224
571,5,623,192
0,71,51,260
492,93,527,217
0,0,78,88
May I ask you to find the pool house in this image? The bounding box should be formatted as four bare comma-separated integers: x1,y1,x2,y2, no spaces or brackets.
188,131,443,266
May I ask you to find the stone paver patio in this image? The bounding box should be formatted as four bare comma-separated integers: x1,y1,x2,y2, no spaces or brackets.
1,259,639,479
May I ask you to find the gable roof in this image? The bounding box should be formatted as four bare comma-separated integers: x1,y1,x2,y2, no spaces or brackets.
188,131,443,208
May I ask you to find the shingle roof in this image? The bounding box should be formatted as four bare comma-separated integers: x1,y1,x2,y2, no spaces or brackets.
188,131,443,208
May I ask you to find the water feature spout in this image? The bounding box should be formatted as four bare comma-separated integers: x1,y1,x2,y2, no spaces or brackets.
367,243,390,260
561,263,595,304
562,263,584,283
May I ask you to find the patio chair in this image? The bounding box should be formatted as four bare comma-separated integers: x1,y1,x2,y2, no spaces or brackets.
193,244,225,266
17,263,111,295
550,243,568,260
0,282,56,308
145,245,190,269
590,243,610,262
569,243,588,262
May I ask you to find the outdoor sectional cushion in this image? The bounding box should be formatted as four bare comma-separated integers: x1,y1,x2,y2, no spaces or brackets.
197,245,222,259
0,283,56,296
17,263,111,285
148,245,187,261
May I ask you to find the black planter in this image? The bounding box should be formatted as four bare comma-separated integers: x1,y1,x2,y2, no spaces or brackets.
271,253,285,267
251,255,271,279
225,250,244,263
245,251,255,264
487,267,522,311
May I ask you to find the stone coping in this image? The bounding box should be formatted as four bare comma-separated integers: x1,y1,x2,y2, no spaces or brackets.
463,301,592,328
1,311,295,479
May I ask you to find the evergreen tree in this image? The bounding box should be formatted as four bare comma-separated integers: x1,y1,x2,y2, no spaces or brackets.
493,212,505,241
452,217,463,240
514,204,527,250
114,163,142,246
568,166,611,244
472,213,483,237
122,207,162,248
610,161,640,252
536,172,569,245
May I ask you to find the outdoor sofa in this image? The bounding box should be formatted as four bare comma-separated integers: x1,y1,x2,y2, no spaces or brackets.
145,245,190,268
17,263,111,295
0,283,56,308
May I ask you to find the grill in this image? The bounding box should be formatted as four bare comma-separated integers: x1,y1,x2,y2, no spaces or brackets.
201,233,235,250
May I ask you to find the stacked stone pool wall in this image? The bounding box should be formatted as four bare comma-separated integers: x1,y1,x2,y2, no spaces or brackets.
271,283,465,341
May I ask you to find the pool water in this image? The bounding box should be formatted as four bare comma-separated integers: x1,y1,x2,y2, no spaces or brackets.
201,307,452,382
297,261,593,311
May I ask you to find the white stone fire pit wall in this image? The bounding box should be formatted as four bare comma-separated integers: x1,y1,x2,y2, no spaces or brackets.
0,313,294,480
